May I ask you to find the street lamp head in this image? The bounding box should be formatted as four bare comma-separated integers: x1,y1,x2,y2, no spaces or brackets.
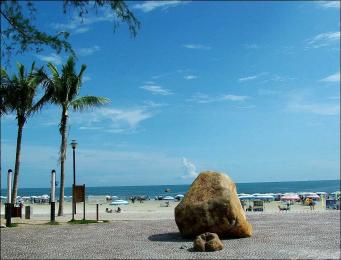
70,139,78,149
8,169,12,173
52,169,56,173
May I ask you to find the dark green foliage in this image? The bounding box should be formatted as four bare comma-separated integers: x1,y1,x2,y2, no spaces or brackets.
1,0,140,65
38,56,110,216
6,223,19,228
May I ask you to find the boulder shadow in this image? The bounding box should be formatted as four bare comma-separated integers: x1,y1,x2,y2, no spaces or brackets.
148,232,192,242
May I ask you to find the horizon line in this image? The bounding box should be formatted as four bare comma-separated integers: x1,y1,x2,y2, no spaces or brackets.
1,179,339,190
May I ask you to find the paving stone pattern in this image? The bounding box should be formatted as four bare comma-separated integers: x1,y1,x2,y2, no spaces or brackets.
1,211,340,259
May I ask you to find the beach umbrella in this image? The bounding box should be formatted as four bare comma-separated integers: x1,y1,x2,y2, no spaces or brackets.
175,194,184,198
306,194,320,199
281,194,300,201
163,196,175,200
238,193,251,197
316,192,327,196
253,195,275,201
331,191,341,200
238,195,255,200
110,199,129,205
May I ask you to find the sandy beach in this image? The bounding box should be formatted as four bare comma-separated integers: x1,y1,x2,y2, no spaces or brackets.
0,199,328,224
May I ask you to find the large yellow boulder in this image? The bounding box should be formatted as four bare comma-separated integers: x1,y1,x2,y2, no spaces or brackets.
175,171,253,238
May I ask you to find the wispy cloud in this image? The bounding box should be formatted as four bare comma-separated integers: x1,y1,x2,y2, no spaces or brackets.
288,102,339,116
222,95,249,101
82,76,91,82
306,31,340,49
140,84,173,95
317,1,340,9
320,72,340,82
244,43,260,49
238,73,266,82
184,75,198,80
238,75,259,82
77,46,100,56
286,91,339,116
52,7,116,34
133,1,187,13
189,93,249,104
183,44,211,50
142,100,167,108
3,143,183,187
73,27,91,34
71,107,154,133
182,157,198,179
36,53,62,65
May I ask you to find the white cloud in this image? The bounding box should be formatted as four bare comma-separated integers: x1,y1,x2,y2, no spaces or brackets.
71,107,154,133
184,75,198,80
288,102,339,116
306,31,340,49
182,157,198,179
328,96,340,100
189,93,249,104
222,95,249,101
244,44,260,49
36,53,62,65
52,7,116,34
320,72,340,82
142,101,167,108
82,76,91,82
238,75,259,82
133,1,187,13
2,143,183,187
317,1,340,8
74,27,91,34
77,46,100,56
238,72,267,82
286,91,340,116
140,85,173,95
183,44,211,50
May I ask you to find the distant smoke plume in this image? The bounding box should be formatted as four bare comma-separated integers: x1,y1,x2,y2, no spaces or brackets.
182,157,198,179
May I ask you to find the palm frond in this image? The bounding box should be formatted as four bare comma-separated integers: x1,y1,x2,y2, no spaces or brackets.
71,96,110,111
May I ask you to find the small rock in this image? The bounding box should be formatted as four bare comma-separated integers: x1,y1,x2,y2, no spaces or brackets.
193,232,224,252
193,236,205,252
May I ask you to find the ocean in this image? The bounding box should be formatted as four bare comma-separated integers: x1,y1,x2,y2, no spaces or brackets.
1,179,339,199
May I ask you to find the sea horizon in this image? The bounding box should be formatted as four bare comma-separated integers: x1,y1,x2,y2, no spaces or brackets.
1,179,339,198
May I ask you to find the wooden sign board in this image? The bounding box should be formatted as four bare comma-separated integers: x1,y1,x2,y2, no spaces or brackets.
73,185,85,203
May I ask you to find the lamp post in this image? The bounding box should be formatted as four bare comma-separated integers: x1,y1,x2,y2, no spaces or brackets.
70,140,78,219
6,169,13,226
50,169,56,222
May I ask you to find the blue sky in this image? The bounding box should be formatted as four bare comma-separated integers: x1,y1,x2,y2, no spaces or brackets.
2,1,340,188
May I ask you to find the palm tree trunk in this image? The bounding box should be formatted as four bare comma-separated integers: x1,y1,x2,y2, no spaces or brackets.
11,118,25,204
57,108,68,216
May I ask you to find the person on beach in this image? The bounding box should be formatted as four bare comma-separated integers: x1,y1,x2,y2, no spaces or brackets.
116,207,121,213
308,198,314,210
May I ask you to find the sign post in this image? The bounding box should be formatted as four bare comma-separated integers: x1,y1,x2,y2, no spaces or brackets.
73,185,86,220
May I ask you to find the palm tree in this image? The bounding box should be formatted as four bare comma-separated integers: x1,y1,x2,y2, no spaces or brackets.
39,56,110,216
1,62,45,203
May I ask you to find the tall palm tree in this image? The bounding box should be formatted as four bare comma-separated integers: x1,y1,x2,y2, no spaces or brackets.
39,56,110,216
1,62,45,203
